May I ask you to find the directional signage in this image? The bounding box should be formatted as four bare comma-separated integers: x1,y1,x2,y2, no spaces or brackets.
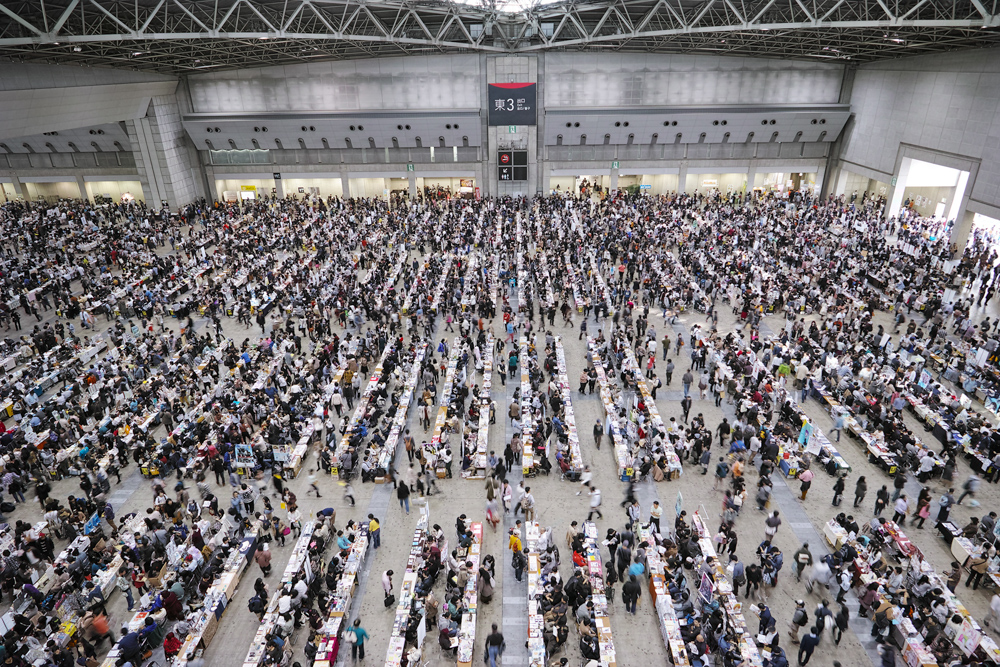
488,83,537,126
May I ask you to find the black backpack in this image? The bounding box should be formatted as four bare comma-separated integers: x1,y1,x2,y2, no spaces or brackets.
248,595,265,614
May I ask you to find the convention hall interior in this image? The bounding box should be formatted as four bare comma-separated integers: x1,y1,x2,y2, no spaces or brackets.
4,2,1000,667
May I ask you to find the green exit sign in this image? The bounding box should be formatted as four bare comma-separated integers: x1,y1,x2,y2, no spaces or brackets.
406,163,414,172
890,176,897,186
612,161,619,169
508,125,517,133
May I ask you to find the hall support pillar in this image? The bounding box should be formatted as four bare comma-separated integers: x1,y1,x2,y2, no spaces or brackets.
951,210,976,254
408,172,416,200
745,166,757,193
12,176,29,201
75,175,88,201
884,157,912,221
833,168,849,197
273,177,284,199
678,165,688,194
341,171,350,199
609,165,619,194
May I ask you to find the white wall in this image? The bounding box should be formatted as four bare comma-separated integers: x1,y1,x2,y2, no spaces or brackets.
0,63,176,143
548,176,576,194
348,178,389,198
685,172,746,192
545,53,844,108
640,174,680,195
85,180,144,202
25,181,82,200
842,48,1000,215
284,178,343,198
214,178,275,200
187,55,481,113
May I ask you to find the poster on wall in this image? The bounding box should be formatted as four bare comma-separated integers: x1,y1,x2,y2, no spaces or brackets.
488,83,537,126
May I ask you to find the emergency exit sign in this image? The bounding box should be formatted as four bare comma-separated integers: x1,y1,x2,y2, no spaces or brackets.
406,163,414,172
611,161,619,169
508,126,517,133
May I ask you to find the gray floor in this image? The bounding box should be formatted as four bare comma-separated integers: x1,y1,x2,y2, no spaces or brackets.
5,239,1000,667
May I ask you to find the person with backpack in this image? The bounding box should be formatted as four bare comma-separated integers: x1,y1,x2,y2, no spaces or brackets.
713,457,730,490
248,592,266,620
814,600,833,640
957,474,980,506
621,574,642,615
763,511,781,544
512,547,527,582
788,600,808,644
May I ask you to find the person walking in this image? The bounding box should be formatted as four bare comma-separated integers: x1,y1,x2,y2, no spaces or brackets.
587,485,603,520
255,543,272,576
622,574,641,615
681,395,692,423
682,370,693,397
793,544,813,582
891,495,908,525
397,482,410,514
347,618,369,662
797,467,814,500
713,457,730,490
116,567,135,612
593,420,603,450
369,515,381,549
382,569,394,602
831,412,845,442
967,554,989,590
853,476,867,508
763,511,781,544
833,604,850,645
957,474,980,506
788,600,808,644
798,627,820,665
512,547,527,582
874,485,889,515
832,475,845,506
485,623,505,667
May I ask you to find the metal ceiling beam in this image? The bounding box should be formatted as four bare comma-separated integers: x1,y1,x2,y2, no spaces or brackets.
0,0,996,70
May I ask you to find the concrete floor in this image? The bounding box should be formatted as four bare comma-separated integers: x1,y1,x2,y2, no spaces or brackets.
5,234,1000,667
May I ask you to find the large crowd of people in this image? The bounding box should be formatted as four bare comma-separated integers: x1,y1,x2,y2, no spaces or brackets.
0,185,999,667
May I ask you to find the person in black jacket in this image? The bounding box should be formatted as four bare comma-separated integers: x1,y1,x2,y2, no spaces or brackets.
622,574,641,615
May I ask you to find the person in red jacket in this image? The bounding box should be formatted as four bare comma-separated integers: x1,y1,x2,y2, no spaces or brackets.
163,632,183,658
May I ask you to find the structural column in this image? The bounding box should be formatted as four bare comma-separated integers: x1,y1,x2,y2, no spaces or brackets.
833,168,849,197
951,210,975,253
340,171,350,199
12,176,29,201
75,175,88,201
884,157,912,221
678,165,689,194
407,173,416,200
272,176,284,199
